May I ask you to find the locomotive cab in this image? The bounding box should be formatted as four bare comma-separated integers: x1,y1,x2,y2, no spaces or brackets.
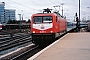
31,14,55,45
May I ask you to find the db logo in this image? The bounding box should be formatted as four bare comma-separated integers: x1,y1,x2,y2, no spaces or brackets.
40,30,44,33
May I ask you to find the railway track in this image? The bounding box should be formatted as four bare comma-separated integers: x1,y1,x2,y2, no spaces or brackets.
0,44,39,60
0,29,30,37
11,45,39,60
0,32,51,60
0,33,31,54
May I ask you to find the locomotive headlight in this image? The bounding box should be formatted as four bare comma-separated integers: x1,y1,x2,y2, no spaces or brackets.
50,31,53,33
33,31,35,33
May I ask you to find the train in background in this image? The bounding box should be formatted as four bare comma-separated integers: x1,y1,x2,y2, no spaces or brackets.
0,24,30,30
31,8,67,45
0,24,2,30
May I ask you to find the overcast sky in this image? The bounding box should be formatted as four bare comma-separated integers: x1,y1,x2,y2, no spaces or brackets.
0,0,90,21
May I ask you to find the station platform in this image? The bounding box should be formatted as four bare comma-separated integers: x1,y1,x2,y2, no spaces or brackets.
28,32,90,60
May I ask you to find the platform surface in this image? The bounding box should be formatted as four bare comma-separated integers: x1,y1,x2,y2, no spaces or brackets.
28,32,90,60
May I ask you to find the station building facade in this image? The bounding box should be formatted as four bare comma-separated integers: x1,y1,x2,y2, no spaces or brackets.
0,2,5,24
0,2,16,24
5,9,16,23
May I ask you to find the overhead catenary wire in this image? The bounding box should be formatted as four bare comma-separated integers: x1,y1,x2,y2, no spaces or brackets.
10,0,40,11
83,0,90,5
5,3,16,9
31,0,42,7
49,0,56,5
5,3,34,16
4,0,40,20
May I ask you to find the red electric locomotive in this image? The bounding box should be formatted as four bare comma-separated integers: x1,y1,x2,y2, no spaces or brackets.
31,8,67,45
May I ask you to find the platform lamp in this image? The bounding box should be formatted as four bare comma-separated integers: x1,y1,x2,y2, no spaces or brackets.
78,0,81,32
61,3,64,17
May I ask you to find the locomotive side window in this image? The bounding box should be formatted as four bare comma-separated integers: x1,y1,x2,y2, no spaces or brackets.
34,17,42,23
43,16,52,23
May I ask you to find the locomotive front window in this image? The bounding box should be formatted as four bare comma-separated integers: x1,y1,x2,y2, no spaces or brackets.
34,17,42,23
33,16,52,23
43,16,52,23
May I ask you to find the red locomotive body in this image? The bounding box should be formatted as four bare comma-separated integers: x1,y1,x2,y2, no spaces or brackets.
31,12,66,45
